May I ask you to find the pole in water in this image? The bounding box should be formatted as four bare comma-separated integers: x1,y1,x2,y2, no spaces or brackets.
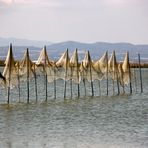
138,53,143,93
70,78,72,98
77,83,80,98
106,51,109,95
90,67,94,97
63,68,67,99
35,73,37,101
34,63,38,101
64,81,66,99
83,78,86,96
70,67,73,98
27,77,29,103
45,73,47,101
26,48,30,103
7,87,10,104
7,43,13,104
54,78,56,99
98,80,101,96
134,68,137,92
53,66,56,99
17,62,21,102
90,81,94,96
44,46,48,101
116,78,120,95
127,52,132,94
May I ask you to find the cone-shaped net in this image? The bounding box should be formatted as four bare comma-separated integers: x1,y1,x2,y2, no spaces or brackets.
19,49,34,81
35,46,56,83
70,49,80,83
80,51,102,82
56,49,71,81
108,51,119,80
122,52,131,85
2,45,18,88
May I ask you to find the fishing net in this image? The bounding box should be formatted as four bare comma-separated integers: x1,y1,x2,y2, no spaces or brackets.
35,47,56,83
19,49,34,82
93,51,107,80
108,51,119,80
118,63,124,86
69,49,80,84
2,46,18,88
56,49,71,81
122,52,133,85
79,51,101,82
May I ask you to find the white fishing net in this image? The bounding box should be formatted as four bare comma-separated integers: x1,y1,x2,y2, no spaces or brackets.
2,47,18,88
19,49,34,82
79,51,102,82
56,49,71,81
69,49,80,84
93,51,108,80
35,47,56,83
118,63,124,86
108,51,119,80
122,52,133,85
98,51,108,74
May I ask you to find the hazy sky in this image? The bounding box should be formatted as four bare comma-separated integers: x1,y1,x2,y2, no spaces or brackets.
0,0,148,43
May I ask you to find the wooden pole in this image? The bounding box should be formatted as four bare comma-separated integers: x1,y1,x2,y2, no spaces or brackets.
43,46,48,101
98,80,101,96
127,52,132,94
53,66,56,99
70,67,73,98
77,83,80,97
83,78,86,96
64,49,69,99
106,51,109,95
33,63,38,101
17,62,21,102
116,77,120,95
64,79,67,99
64,65,67,99
134,68,137,92
27,49,29,103
138,53,143,93
45,73,47,101
7,43,12,104
90,66,94,96
27,76,29,103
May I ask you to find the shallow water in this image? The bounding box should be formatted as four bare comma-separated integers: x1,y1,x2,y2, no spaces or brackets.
0,68,148,148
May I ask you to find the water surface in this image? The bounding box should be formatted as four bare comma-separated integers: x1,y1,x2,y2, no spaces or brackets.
0,69,148,148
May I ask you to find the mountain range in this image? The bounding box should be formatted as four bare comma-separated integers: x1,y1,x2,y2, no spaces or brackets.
0,37,148,62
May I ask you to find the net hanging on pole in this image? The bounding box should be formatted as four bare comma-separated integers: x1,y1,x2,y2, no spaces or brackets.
2,44,18,89
70,49,80,84
36,46,55,83
93,51,108,80
122,52,133,85
108,50,119,80
56,49,71,81
19,49,34,81
80,50,97,82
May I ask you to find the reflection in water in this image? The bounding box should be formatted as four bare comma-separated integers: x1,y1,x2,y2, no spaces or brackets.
0,69,148,148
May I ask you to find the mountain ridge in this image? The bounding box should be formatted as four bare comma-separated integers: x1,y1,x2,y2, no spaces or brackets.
0,38,148,62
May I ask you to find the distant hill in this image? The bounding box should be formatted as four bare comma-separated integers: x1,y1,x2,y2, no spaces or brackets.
46,41,148,62
0,40,148,62
0,37,52,47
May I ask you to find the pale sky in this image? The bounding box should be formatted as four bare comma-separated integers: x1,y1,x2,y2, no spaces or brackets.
0,0,148,44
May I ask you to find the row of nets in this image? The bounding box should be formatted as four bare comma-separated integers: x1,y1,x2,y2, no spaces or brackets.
0,44,132,89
